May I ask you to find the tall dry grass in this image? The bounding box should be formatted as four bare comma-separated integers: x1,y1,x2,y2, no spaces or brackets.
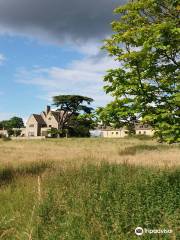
0,138,179,169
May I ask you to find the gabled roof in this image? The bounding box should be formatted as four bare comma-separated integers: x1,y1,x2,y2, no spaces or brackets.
33,114,47,125
135,124,152,130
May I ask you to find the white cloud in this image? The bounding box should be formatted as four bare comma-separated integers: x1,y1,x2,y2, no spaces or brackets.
16,53,118,107
0,54,6,65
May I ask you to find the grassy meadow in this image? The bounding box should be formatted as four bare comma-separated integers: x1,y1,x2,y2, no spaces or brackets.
0,138,179,239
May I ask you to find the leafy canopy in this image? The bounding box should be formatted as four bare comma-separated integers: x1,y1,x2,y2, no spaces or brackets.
102,0,180,143
53,95,93,114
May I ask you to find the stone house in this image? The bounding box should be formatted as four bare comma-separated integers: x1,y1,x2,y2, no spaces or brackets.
25,106,64,137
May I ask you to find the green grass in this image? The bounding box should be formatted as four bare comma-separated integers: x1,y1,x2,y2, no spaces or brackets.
0,162,179,239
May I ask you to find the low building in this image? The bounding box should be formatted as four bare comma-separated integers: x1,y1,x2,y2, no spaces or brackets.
135,124,154,136
93,124,154,138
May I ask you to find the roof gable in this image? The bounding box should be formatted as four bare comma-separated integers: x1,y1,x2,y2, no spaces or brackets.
32,114,47,125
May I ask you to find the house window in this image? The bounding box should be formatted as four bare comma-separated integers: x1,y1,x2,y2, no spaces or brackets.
139,131,141,134
144,131,146,135
125,131,128,134
29,124,34,127
49,125,52,127
116,132,119,135
111,132,114,135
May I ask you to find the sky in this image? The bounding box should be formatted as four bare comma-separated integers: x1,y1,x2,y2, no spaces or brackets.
0,0,125,122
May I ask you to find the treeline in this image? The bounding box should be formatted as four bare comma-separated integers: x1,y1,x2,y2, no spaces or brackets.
0,117,24,137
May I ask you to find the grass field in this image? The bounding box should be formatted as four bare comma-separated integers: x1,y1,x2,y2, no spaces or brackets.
0,138,179,239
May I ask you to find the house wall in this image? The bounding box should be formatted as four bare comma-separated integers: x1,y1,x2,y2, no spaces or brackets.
135,129,154,136
26,115,39,137
46,112,59,129
20,128,26,136
101,128,154,138
0,130,8,137
101,130,128,138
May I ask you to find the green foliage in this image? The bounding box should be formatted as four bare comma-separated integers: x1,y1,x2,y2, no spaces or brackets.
68,113,96,137
8,117,24,129
47,127,62,138
102,0,180,143
53,95,93,115
0,120,11,130
0,117,24,130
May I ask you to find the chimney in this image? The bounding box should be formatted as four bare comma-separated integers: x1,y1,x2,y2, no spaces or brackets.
46,105,51,114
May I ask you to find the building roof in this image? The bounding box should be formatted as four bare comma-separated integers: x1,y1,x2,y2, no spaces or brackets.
99,128,124,131
51,111,62,122
33,114,47,125
135,124,152,130
51,110,68,122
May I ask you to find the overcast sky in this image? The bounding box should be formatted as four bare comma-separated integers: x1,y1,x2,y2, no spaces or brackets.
0,0,126,121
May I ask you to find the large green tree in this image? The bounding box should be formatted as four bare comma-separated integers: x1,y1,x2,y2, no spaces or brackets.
102,0,180,143
52,95,94,136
